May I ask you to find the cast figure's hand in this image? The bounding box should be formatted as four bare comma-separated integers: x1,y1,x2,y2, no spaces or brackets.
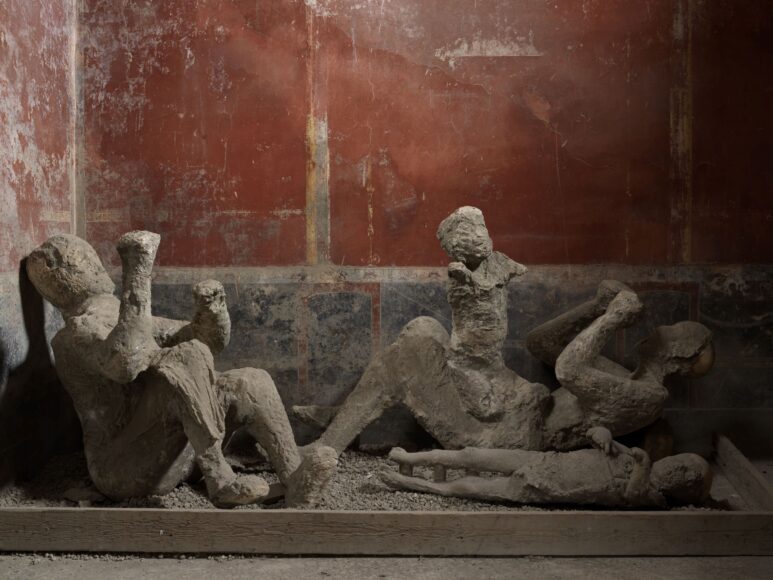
510,260,528,278
190,279,231,353
629,447,651,466
193,280,227,315
448,261,472,284
587,426,615,455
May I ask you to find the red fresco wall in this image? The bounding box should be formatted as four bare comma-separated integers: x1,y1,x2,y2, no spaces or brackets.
690,0,773,263
79,0,773,268
0,0,74,272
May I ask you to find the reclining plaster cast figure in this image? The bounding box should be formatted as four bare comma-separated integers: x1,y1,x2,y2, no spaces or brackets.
526,282,714,451
294,207,714,454
379,427,712,508
27,232,337,508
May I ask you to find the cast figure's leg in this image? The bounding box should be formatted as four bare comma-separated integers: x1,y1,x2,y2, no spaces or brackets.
526,280,631,368
380,471,511,502
304,317,487,454
218,368,337,507
150,342,269,508
554,291,667,434
388,447,536,474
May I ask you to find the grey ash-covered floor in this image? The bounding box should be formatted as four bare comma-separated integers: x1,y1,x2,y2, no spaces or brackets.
0,449,538,511
0,449,721,512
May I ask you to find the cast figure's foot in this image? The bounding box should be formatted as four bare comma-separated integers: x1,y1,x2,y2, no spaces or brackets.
211,474,270,508
292,405,340,429
379,469,449,494
285,445,338,508
606,290,644,326
594,280,634,311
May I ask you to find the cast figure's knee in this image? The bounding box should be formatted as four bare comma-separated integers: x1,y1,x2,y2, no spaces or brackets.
217,367,283,427
555,350,580,386
398,316,449,345
218,367,276,398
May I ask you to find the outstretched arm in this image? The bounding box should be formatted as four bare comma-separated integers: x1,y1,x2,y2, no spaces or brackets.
527,280,631,367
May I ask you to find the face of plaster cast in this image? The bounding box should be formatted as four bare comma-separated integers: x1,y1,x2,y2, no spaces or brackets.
27,234,115,312
651,454,712,505
686,342,715,378
636,321,714,378
437,208,494,268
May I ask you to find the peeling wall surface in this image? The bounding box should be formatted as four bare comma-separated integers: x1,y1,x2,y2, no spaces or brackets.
0,0,74,272
80,0,309,267
0,0,80,485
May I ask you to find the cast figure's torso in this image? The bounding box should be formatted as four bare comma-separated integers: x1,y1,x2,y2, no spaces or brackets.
52,294,196,497
507,448,663,507
447,252,514,370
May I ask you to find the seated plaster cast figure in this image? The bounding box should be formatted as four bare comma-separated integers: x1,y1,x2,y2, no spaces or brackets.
380,427,712,508
295,206,549,453
27,232,337,508
294,207,714,454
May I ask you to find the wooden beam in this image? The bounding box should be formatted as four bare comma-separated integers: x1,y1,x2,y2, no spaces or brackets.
0,508,771,556
715,433,773,511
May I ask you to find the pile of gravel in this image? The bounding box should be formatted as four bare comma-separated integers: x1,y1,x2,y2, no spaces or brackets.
0,450,533,512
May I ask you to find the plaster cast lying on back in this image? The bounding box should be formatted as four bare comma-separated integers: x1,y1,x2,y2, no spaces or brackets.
380,427,712,508
27,232,336,508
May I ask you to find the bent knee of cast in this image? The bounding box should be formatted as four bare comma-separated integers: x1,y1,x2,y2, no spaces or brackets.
218,367,277,399
555,352,581,387
398,316,449,345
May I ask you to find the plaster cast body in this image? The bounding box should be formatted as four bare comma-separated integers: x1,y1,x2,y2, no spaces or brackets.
27,232,336,508
380,429,713,508
526,281,714,450
295,207,714,455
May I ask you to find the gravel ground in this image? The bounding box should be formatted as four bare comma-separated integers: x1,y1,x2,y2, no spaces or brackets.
0,450,718,512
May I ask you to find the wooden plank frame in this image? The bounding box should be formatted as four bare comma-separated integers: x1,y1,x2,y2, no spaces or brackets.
715,434,773,511
0,434,771,556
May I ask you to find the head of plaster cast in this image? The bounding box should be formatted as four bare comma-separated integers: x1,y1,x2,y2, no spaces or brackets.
26,234,115,314
636,320,715,379
651,453,713,505
436,206,494,269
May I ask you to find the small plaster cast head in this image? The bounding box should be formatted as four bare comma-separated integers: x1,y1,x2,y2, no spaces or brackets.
27,234,115,313
193,279,226,308
636,321,714,378
651,453,712,505
437,206,493,268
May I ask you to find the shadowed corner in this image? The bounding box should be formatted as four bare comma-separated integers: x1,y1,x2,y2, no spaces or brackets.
0,258,82,489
